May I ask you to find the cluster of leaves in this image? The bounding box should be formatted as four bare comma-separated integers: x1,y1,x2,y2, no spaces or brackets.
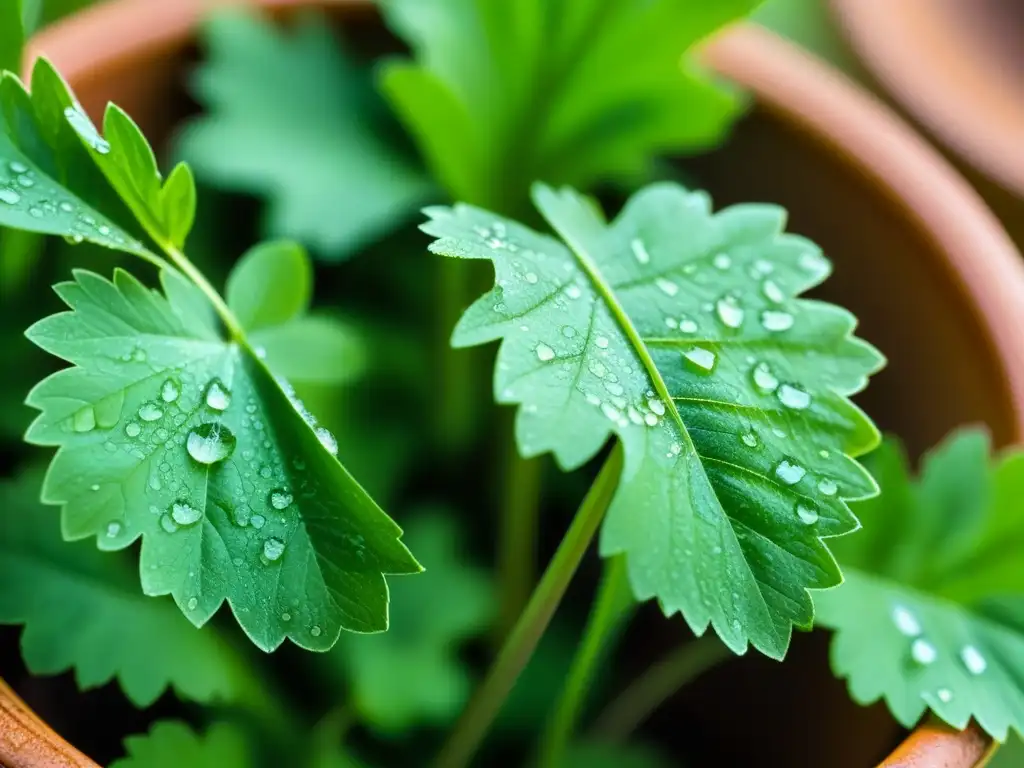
2,0,1024,766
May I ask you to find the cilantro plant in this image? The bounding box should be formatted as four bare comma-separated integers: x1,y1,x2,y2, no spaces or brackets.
0,1,1022,767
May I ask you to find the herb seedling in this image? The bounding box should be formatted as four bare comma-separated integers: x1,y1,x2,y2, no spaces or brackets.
1,1,1022,767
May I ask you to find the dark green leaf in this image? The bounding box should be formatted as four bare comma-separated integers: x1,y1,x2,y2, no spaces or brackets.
25,252,421,652
1,0,24,76
425,182,882,659
179,10,434,259
816,429,1024,740
110,721,250,768
381,0,760,208
0,469,251,706
330,511,494,732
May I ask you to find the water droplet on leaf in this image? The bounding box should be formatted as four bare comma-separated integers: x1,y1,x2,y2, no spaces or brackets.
960,645,987,675
777,384,811,410
186,423,237,465
631,238,651,264
270,490,293,510
263,537,286,562
761,310,794,332
204,378,231,411
796,504,818,525
683,347,717,372
161,378,181,403
64,105,111,153
138,402,163,422
171,501,202,526
775,459,806,485
535,343,555,362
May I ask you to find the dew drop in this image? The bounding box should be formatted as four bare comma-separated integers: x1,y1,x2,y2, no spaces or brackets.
59,201,74,213
762,280,785,304
937,689,953,703
683,346,717,372
160,378,181,403
775,459,806,485
715,297,744,329
270,489,293,510
741,433,758,447
0,188,22,205
565,284,582,299
64,105,111,153
311,625,322,637
535,343,556,362
281,612,291,622
796,504,819,525
892,605,922,636
138,402,163,422
595,336,610,349
251,514,266,529
187,597,198,611
713,253,732,270
106,521,122,537
171,501,202,526
679,318,698,334
631,238,651,265
960,645,987,675
778,383,811,410
562,326,577,338
643,413,658,427
761,310,795,332
125,422,141,438
655,277,679,297
818,478,838,496
648,398,666,416
204,378,231,411
186,423,237,465
525,272,538,284
9,161,27,174
665,317,678,330
72,406,96,432
751,362,779,392
315,427,339,455
912,638,937,665
263,537,286,562
160,514,178,533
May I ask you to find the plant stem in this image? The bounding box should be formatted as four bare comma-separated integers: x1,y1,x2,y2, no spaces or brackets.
495,421,544,641
590,634,733,742
538,554,635,767
162,243,246,340
435,257,476,453
434,446,624,768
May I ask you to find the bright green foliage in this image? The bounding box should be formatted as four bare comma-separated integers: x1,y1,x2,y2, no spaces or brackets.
110,721,250,768
24,244,421,652
180,11,433,259
381,0,759,210
0,59,184,257
991,735,1024,767
816,429,1024,741
0,0,24,75
331,511,494,733
564,742,673,768
425,182,882,659
0,469,251,707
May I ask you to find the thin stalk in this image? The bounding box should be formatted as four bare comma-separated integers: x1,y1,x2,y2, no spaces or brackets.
434,257,476,453
161,242,245,340
434,446,624,768
590,634,733,742
495,420,544,640
538,554,635,767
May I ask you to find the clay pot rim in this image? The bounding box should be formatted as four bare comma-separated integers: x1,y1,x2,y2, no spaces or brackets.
15,2,1023,767
830,0,1024,199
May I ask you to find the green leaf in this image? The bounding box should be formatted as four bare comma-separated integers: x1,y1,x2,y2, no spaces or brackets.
0,59,188,256
0,468,251,707
110,721,250,768
1,0,24,75
381,0,759,208
25,248,421,652
815,429,1024,741
330,511,494,733
179,10,433,259
226,240,311,332
424,182,883,659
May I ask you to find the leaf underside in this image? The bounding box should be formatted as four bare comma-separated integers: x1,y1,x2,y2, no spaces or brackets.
24,263,420,652
425,182,883,659
816,430,1024,741
0,470,248,707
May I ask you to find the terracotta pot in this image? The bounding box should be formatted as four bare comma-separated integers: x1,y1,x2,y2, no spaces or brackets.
830,0,1024,252
12,1,1024,766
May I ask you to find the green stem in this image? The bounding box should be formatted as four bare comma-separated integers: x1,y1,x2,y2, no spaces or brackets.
162,243,246,340
495,423,544,640
435,257,476,453
538,554,635,767
434,446,624,768
590,634,733,742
